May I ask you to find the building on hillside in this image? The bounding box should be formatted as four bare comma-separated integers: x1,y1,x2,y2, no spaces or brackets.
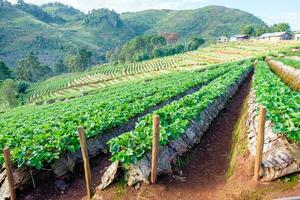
294,31,300,40
217,36,229,43
259,31,293,41
229,35,249,41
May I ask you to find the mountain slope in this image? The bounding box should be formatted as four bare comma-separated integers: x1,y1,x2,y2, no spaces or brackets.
0,2,266,67
0,1,137,67
121,6,266,40
41,2,83,21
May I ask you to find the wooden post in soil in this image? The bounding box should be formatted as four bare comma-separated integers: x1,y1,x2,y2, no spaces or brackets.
254,105,266,181
151,115,160,184
78,127,93,199
3,147,16,200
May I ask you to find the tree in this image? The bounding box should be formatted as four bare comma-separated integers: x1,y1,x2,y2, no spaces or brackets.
152,47,165,57
0,60,12,81
270,23,291,32
52,59,67,74
174,44,185,54
65,48,92,72
187,37,205,51
65,55,78,72
150,36,166,47
241,25,256,36
78,48,92,70
16,52,52,82
255,26,269,36
0,79,18,108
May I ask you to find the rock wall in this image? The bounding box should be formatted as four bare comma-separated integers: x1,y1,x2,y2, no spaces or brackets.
247,90,300,181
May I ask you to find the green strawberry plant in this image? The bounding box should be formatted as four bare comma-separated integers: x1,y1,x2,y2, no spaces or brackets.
254,61,300,141
109,61,253,165
0,61,241,169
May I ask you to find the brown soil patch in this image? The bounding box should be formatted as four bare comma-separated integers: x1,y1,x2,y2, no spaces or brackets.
18,154,111,200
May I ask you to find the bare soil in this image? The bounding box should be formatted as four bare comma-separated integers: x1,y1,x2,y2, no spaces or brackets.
18,154,111,200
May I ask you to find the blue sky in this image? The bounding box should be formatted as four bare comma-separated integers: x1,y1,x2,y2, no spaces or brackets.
9,0,300,29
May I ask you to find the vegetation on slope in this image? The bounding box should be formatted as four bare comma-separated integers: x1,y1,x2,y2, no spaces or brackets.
41,2,83,21
0,1,267,67
107,34,205,63
121,6,266,40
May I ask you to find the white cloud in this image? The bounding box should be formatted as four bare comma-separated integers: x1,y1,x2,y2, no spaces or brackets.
8,0,208,13
265,12,300,30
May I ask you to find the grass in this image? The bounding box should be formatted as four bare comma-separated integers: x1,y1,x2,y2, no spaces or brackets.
226,87,250,179
279,173,300,190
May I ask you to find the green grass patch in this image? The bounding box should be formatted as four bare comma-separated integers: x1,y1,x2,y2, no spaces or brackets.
226,86,250,179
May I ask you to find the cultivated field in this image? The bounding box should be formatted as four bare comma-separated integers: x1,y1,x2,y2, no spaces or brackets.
0,41,300,200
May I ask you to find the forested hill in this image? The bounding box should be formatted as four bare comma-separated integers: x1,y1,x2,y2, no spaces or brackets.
121,6,266,39
0,1,266,67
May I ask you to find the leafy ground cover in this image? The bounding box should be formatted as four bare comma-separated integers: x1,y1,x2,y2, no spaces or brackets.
23,41,298,105
0,62,238,168
109,61,252,164
254,61,300,141
24,56,193,103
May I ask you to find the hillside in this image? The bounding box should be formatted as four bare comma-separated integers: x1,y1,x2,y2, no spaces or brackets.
0,2,266,67
0,1,137,67
41,2,83,21
121,6,266,40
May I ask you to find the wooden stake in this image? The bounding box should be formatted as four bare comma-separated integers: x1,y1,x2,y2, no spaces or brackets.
78,127,93,199
254,105,266,181
151,115,160,184
3,147,16,200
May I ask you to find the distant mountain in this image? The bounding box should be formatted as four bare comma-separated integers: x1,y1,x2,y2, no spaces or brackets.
0,1,266,67
0,1,137,66
121,6,266,39
41,2,83,21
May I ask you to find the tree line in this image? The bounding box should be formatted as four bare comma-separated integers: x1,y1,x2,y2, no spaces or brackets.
0,48,92,109
106,35,205,63
240,23,291,37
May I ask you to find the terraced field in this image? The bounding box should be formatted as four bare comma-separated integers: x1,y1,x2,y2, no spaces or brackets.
23,41,300,105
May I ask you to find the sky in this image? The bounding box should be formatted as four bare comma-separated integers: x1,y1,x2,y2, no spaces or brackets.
8,0,300,30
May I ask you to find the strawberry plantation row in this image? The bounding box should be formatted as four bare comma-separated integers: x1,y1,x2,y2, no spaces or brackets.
253,61,300,142
0,61,246,169
274,57,300,69
108,61,253,165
